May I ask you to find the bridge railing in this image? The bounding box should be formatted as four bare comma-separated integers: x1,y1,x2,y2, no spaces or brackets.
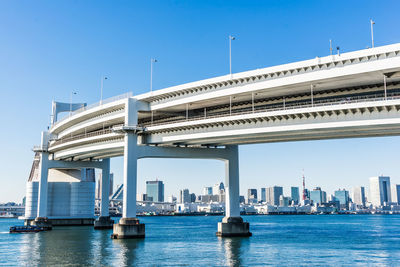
51,92,133,129
50,124,124,147
142,92,400,127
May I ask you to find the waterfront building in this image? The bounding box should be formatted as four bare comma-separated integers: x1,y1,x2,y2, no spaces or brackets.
369,176,392,207
239,196,245,203
353,186,366,207
310,187,326,205
261,188,266,202
179,189,190,203
291,187,300,205
137,193,150,201
190,193,196,203
248,189,258,203
266,186,283,206
167,195,176,203
392,185,400,205
202,187,213,195
146,180,164,202
334,189,350,210
212,182,224,195
279,195,290,207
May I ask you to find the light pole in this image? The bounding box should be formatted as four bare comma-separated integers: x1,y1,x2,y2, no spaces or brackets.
70,91,77,116
370,19,375,48
229,35,235,77
100,76,108,105
150,58,157,92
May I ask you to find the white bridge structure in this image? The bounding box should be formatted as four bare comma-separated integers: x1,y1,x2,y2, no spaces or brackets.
26,43,400,237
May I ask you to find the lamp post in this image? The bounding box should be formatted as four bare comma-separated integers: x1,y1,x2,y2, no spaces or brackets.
100,76,108,105
70,91,77,116
229,35,235,77
150,58,157,92
370,19,375,48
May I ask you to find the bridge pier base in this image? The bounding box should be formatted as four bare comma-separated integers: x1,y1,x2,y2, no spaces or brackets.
94,216,114,230
111,218,145,239
30,217,52,230
217,217,251,237
216,146,251,237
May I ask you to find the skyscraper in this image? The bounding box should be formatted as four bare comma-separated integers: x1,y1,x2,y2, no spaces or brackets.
310,187,326,205
369,176,391,207
392,184,400,205
248,189,257,203
261,188,267,202
202,187,213,195
213,182,224,195
266,186,283,206
146,180,164,202
334,189,349,210
291,187,300,205
179,189,190,203
353,186,366,207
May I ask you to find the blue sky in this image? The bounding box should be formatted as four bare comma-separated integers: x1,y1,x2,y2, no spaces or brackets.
1,0,400,202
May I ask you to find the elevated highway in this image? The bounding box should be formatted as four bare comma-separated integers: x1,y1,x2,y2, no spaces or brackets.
30,43,400,237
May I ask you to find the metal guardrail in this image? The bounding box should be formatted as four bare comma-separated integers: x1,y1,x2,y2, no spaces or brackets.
142,93,400,128
49,92,400,146
51,92,133,128
51,124,124,147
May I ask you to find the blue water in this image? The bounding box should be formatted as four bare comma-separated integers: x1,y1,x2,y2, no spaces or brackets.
1,215,400,266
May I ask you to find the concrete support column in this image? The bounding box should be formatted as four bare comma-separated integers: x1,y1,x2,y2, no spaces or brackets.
123,133,138,218
32,151,52,230
112,98,145,238
37,152,49,218
100,158,110,217
217,145,251,237
225,146,240,218
94,158,114,229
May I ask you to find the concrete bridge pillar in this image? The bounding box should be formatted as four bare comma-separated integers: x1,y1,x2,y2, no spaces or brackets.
94,158,114,229
32,151,52,230
217,145,251,237
112,98,145,239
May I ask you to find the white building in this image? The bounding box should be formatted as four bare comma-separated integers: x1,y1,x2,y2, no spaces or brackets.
353,186,366,207
369,176,392,207
391,185,400,205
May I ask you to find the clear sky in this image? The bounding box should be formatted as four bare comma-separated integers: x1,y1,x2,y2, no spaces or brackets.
1,0,400,203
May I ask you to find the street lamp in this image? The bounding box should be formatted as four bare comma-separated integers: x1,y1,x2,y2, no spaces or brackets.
229,35,235,77
150,58,158,92
70,91,77,116
100,76,108,105
370,19,375,48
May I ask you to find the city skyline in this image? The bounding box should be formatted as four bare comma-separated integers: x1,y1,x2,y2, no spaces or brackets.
2,1,400,202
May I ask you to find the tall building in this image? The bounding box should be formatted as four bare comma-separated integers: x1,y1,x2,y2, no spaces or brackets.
261,188,267,202
203,187,213,195
291,187,300,205
310,187,326,205
279,195,290,207
247,189,257,203
266,186,283,206
179,189,190,203
353,186,366,207
369,176,391,207
392,184,400,205
190,193,196,203
213,182,225,195
334,189,349,210
146,180,164,202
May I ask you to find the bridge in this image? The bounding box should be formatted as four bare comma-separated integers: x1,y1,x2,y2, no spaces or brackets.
26,43,400,238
